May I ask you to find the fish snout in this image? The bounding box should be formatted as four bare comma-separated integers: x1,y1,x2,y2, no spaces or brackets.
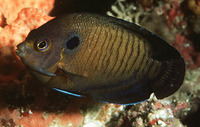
16,42,27,58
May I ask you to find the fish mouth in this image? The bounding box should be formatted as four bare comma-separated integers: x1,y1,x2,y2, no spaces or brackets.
16,48,24,57
16,42,56,77
16,43,26,58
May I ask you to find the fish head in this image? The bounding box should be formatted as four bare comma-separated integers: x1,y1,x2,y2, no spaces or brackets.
16,18,66,78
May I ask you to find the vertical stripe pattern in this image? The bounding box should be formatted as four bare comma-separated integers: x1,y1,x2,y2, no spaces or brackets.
53,13,185,104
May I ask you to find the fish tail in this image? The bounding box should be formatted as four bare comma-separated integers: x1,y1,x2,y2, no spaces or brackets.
150,57,185,99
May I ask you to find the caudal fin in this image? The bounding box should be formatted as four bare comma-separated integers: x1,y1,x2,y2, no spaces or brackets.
150,57,185,99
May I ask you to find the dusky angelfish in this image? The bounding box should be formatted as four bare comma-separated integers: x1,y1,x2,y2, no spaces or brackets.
16,13,185,105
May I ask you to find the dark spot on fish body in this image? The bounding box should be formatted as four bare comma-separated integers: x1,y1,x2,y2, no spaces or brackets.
65,35,81,50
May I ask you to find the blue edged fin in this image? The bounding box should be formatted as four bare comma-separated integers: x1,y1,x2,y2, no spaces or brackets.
52,88,85,97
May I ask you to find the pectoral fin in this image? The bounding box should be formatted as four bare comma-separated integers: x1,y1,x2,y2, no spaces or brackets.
57,66,87,84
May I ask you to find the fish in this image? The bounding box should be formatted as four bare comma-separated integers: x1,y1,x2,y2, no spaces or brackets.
16,13,185,105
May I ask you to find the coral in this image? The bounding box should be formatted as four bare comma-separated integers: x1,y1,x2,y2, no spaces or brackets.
79,93,191,126
107,0,149,24
0,0,54,24
0,12,6,27
0,8,54,53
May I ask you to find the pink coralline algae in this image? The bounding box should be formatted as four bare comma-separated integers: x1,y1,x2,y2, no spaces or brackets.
173,33,199,69
0,0,54,24
0,8,54,52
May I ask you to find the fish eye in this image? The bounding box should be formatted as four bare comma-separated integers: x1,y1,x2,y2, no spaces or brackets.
35,39,49,52
66,36,80,50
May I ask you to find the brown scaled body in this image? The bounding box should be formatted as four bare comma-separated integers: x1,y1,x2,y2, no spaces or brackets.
16,13,185,105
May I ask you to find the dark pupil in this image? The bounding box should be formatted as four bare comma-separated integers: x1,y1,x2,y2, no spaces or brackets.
38,41,46,49
66,36,80,50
